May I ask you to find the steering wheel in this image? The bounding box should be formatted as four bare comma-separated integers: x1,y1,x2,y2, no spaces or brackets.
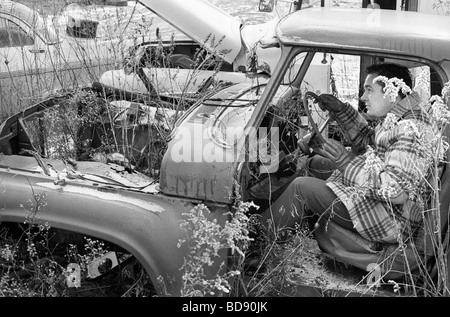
302,91,332,146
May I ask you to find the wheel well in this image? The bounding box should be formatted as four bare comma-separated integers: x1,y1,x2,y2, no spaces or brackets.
0,221,158,297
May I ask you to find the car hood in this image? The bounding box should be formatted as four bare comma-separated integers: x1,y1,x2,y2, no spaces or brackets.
136,0,244,65
0,154,158,193
96,67,268,97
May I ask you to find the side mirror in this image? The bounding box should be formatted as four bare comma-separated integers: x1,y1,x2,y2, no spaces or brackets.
259,0,275,12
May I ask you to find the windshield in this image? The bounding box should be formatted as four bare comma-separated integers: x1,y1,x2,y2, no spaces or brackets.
210,85,265,147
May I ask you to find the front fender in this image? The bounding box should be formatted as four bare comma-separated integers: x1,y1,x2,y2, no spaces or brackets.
0,168,229,296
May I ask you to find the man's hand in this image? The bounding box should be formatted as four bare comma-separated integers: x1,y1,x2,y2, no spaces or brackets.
311,138,355,173
319,94,346,113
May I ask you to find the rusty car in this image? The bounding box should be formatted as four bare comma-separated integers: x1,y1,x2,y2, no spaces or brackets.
0,4,450,297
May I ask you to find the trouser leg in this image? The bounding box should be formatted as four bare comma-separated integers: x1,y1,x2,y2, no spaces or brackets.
259,176,356,236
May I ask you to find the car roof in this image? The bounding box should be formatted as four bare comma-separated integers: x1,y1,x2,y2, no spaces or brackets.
276,8,450,64
0,0,60,44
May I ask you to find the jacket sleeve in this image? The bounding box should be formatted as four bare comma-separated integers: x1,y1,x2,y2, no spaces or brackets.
343,120,432,203
331,103,374,154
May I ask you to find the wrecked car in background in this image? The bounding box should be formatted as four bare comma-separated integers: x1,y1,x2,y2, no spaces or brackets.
0,0,151,120
1,6,450,297
92,0,309,105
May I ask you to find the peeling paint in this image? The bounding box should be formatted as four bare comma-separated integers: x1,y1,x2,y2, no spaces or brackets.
36,182,165,213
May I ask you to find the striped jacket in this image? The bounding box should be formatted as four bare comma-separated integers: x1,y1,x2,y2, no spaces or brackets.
326,92,434,243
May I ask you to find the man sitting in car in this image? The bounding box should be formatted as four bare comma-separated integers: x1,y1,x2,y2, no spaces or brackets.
256,63,434,248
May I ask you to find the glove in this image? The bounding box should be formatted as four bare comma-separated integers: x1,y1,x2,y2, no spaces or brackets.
311,138,355,173
318,94,346,113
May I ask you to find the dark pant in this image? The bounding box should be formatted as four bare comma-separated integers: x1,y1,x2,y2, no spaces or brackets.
258,156,356,236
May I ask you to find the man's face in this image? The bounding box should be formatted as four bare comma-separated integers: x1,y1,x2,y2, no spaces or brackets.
360,73,395,118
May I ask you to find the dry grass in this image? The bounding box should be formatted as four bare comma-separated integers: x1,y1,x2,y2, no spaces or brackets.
0,0,144,119
1,0,449,298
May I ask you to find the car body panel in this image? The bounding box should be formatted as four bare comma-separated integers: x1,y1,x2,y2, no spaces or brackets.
0,156,214,296
160,82,264,204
